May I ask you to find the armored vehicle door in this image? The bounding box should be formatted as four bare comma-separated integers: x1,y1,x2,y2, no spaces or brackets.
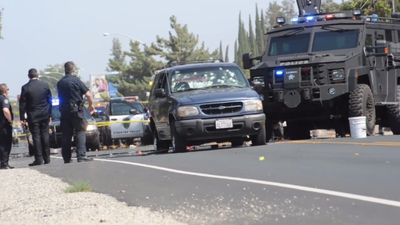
368,29,390,102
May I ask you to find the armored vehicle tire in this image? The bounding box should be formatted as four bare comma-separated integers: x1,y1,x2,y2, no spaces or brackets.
348,84,376,136
386,85,400,134
251,125,267,146
170,122,188,153
153,129,169,153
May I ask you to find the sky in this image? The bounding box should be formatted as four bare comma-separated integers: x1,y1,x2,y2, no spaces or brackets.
0,0,341,99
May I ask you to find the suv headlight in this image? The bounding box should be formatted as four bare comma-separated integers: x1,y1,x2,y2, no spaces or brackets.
244,99,263,112
87,125,97,131
332,69,345,80
178,106,199,117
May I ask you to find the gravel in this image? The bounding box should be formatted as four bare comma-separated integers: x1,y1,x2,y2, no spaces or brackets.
0,168,188,225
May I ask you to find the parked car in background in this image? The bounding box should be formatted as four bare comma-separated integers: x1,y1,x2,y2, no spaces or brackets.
49,99,101,151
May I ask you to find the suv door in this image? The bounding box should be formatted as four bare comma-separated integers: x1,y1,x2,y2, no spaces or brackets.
152,71,171,139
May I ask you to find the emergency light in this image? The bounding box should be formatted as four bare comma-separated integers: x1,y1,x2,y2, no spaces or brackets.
52,99,59,105
276,70,284,76
276,17,286,25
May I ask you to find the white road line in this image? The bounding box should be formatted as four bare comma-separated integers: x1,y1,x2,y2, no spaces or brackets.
51,156,400,208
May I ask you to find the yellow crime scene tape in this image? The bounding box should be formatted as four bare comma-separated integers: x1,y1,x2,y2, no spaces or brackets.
11,119,150,138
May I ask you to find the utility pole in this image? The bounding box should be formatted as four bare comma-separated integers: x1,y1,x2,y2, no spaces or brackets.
393,0,396,13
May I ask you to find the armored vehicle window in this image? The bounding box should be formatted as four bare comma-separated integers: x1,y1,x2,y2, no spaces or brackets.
365,34,373,53
385,30,393,42
312,30,359,52
268,33,310,56
170,66,248,93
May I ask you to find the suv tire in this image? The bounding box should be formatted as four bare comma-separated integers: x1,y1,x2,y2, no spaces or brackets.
153,129,169,153
387,85,400,134
171,121,188,153
348,84,376,136
250,124,267,146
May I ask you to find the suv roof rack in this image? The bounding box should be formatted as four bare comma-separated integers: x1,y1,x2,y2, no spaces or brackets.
165,59,224,68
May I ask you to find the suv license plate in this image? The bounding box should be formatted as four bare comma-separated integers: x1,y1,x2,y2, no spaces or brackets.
216,119,233,129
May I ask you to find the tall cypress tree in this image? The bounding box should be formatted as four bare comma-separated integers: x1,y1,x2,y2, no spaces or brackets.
248,15,257,56
225,45,229,62
255,4,264,56
219,41,224,60
234,40,238,64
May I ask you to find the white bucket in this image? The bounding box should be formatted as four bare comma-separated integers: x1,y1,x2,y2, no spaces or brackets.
348,116,367,138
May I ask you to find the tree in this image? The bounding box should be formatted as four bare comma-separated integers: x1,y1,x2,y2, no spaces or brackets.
265,1,286,31
340,0,391,17
224,45,230,62
106,41,164,100
150,15,219,64
107,38,127,72
321,0,341,12
38,63,83,97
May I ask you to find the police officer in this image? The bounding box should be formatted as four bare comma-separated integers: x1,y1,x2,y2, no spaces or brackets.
0,83,14,169
57,61,94,163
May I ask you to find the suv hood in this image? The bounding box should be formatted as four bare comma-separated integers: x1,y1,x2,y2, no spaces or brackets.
172,87,259,105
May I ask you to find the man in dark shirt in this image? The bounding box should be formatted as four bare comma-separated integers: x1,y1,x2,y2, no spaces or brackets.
57,61,95,163
0,83,14,169
19,68,53,166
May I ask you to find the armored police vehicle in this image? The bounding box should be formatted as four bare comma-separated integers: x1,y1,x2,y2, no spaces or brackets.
243,0,400,140
148,60,266,153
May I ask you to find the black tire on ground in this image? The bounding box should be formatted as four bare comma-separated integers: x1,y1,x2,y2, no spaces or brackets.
231,139,244,147
91,137,101,151
286,121,310,140
152,128,169,153
250,124,267,146
348,84,376,136
386,85,400,134
170,121,187,153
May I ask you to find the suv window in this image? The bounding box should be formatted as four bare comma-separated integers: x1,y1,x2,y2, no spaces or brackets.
111,102,144,115
170,66,248,93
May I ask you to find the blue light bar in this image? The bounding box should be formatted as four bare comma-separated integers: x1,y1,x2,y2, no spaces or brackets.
290,17,299,22
51,99,59,105
276,71,284,76
306,16,314,21
371,14,378,22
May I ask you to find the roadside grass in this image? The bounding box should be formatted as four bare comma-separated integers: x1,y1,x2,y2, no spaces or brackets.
64,181,93,193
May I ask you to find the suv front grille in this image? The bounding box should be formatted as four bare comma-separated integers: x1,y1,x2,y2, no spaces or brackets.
200,102,243,115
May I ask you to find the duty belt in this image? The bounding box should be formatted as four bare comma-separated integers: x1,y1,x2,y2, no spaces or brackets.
61,103,78,108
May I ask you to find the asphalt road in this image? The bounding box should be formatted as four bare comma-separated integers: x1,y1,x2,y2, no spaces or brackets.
11,135,400,225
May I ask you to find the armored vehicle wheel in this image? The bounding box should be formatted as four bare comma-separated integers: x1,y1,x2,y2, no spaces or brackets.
153,129,169,153
250,125,267,146
348,84,376,136
170,122,188,153
386,85,400,134
286,121,310,140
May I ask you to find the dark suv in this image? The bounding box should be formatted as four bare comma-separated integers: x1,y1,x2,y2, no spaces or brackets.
148,60,267,153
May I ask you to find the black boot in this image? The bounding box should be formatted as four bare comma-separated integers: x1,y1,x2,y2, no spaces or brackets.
77,157,93,162
28,160,43,166
0,163,14,169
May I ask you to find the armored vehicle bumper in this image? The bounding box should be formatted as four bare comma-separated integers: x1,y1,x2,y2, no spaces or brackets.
174,114,265,143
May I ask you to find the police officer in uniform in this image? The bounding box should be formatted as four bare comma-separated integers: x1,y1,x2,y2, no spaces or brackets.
0,83,14,169
57,61,94,163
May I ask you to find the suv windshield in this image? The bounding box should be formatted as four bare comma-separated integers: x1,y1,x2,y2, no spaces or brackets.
170,66,248,93
312,29,359,52
51,105,92,120
268,33,310,56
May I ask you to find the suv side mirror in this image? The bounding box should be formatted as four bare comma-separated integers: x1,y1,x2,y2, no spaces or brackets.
155,88,166,98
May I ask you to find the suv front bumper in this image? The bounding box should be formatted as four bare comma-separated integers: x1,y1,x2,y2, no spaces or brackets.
175,114,265,141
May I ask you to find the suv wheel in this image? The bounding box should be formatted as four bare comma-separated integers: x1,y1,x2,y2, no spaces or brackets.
250,124,267,146
170,121,187,153
387,85,400,134
153,129,169,153
348,84,376,136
